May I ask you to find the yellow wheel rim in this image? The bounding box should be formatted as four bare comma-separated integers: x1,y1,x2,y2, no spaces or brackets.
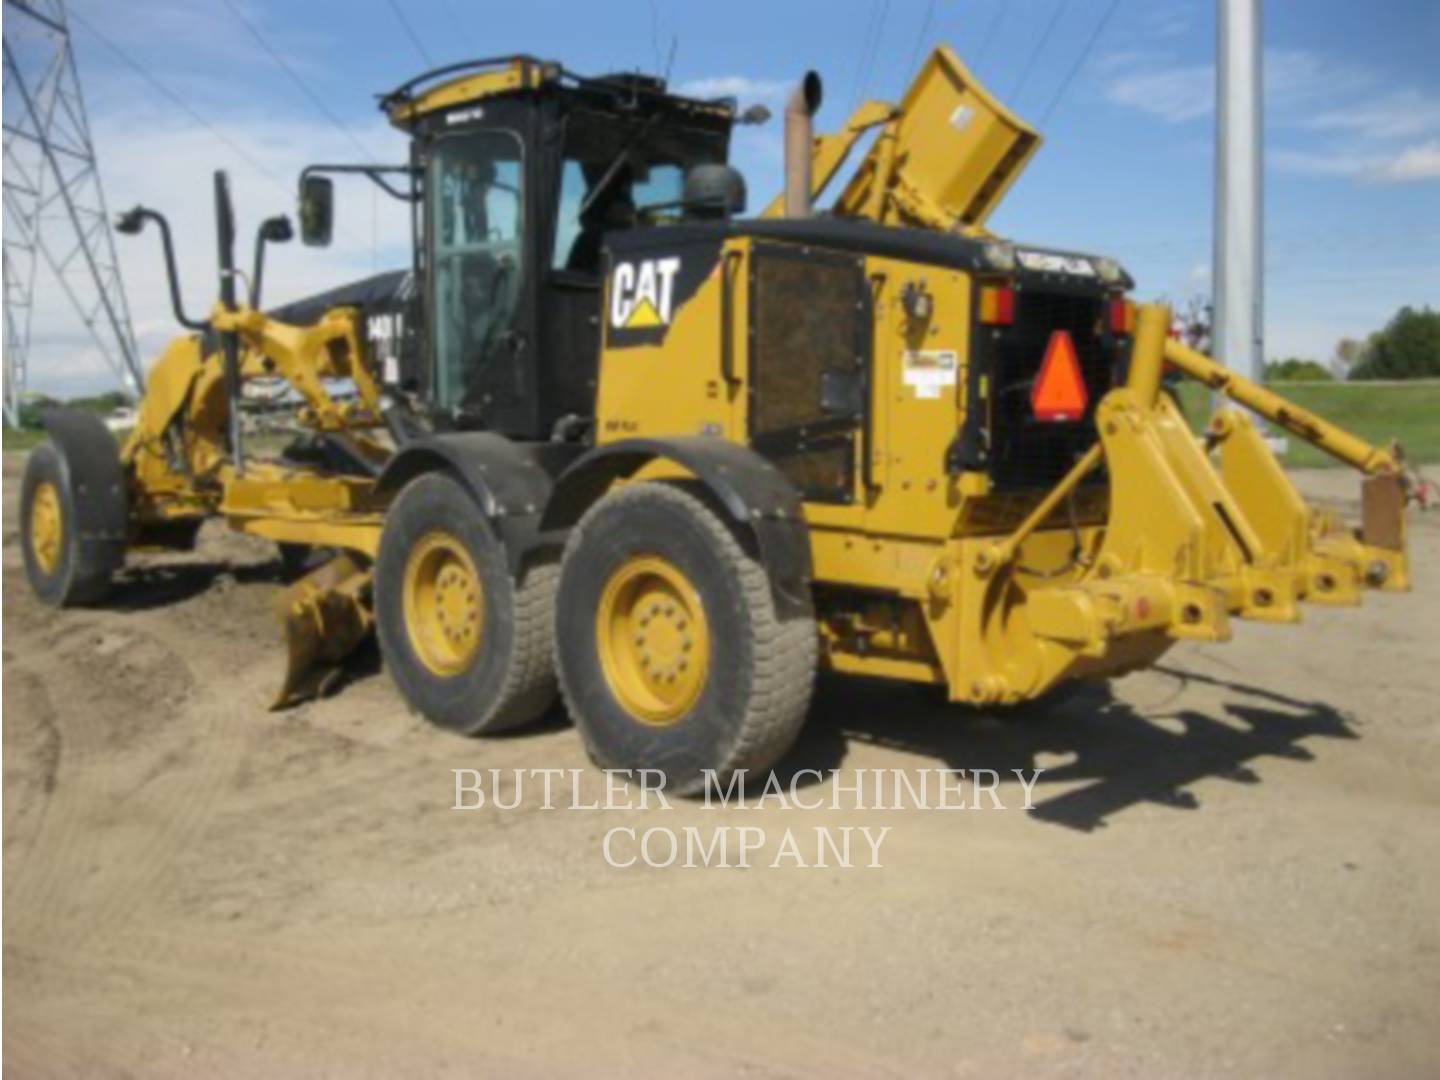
30,480,64,576
402,531,485,677
595,555,710,727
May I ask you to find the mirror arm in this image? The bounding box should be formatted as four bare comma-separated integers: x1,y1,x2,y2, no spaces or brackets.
115,206,206,331
250,229,268,309
301,163,419,202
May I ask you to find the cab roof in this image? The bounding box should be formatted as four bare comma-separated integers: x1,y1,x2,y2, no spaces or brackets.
380,55,736,130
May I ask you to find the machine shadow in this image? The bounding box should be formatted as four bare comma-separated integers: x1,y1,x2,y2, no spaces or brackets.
775,665,1357,832
106,557,288,611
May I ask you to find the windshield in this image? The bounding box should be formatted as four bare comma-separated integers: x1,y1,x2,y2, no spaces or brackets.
552,111,727,275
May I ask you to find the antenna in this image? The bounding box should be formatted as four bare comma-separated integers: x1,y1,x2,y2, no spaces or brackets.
3,0,142,426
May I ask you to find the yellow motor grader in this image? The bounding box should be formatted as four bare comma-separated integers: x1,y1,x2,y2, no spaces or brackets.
19,49,1415,791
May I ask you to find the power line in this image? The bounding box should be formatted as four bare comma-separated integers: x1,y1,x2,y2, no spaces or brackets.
69,7,370,252
849,1,882,110
219,0,379,160
439,0,474,52
385,0,435,67
1009,0,1069,105
851,0,892,111
973,1,1007,73
906,0,936,77
1038,0,1121,126
67,8,292,199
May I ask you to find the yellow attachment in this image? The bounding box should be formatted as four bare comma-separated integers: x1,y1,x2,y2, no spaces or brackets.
29,481,63,575
595,555,710,727
1161,334,1399,475
829,45,1040,231
402,532,486,678
211,303,382,433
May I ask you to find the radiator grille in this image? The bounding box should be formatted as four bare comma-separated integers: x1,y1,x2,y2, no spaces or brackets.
985,290,1117,491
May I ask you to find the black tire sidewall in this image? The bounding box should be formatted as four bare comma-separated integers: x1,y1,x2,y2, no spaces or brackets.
557,490,756,780
20,444,78,607
375,473,519,733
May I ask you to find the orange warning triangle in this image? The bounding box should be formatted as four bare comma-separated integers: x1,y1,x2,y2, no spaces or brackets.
1031,330,1088,422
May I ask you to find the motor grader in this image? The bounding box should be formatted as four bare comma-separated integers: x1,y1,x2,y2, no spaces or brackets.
19,48,1415,792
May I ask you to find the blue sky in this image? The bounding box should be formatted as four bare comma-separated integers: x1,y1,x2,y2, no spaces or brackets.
22,0,1440,394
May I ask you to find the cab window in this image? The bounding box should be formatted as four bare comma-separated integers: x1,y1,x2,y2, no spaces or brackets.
428,130,524,411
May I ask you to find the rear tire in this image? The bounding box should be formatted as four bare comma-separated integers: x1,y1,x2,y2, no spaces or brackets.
20,442,119,607
375,472,557,734
555,482,817,795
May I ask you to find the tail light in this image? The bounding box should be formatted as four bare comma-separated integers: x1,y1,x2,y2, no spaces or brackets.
979,285,1015,326
1108,298,1136,335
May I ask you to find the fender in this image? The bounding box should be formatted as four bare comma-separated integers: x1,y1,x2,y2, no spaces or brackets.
41,408,129,547
374,432,577,573
543,437,813,619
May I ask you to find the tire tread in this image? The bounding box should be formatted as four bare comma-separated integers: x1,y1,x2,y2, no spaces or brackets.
556,482,816,786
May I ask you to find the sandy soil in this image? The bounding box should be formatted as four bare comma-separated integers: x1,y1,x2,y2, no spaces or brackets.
4,451,1438,1077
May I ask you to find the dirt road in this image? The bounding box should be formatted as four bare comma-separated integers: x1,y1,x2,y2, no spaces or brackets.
4,451,1438,1076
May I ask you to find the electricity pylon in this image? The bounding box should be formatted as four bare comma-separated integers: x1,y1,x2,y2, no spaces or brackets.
3,0,142,427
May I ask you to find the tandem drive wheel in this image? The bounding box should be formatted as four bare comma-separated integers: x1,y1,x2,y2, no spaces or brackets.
555,482,817,795
375,471,557,734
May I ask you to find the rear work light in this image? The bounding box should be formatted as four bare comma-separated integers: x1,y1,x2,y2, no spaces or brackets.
979,285,1015,326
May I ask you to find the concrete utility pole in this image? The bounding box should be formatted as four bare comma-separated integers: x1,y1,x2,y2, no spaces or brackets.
1212,0,1264,391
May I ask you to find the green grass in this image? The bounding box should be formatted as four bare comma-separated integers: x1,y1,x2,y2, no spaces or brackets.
3,427,47,451
1173,380,1440,467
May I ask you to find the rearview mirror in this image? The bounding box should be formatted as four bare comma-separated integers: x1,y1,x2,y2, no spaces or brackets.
298,175,333,247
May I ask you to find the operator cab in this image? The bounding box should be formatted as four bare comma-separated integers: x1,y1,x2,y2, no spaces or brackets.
304,57,747,440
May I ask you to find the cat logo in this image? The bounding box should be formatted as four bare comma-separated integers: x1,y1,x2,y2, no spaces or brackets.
610,256,681,329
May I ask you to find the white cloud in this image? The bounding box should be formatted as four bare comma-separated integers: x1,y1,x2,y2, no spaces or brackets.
1103,62,1212,123
1270,139,1440,184
1103,44,1440,190
1368,140,1440,183
1101,47,1383,126
20,103,414,396
1142,8,1193,40
1268,147,1370,178
673,75,791,103
1307,91,1440,140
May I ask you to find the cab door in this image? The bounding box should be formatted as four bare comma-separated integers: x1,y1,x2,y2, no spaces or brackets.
425,126,532,432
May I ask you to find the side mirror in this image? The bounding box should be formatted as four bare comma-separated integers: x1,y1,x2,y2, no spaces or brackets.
261,215,294,244
298,175,334,247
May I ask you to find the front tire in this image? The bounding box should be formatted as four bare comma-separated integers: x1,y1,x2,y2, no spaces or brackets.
20,442,119,607
555,482,817,795
375,472,557,734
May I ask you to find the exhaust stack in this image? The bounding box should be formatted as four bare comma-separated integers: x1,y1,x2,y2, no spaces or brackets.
783,72,823,218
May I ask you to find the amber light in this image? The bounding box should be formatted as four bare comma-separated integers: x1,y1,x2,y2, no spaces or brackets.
979,286,1015,326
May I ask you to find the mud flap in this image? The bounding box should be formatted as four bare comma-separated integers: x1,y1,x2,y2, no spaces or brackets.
273,553,374,709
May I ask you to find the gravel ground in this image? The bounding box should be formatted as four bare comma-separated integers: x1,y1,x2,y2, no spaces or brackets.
4,453,1438,1077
